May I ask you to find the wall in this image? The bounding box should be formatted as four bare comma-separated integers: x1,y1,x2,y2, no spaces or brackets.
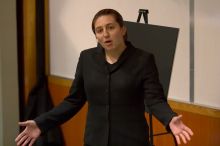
49,0,190,103
45,0,220,145
194,0,220,108
0,0,19,145
48,76,220,146
18,0,220,145
48,0,220,109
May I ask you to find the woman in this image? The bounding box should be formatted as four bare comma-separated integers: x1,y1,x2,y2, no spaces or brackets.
15,9,193,146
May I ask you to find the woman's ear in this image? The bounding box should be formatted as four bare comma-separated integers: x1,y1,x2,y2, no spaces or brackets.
95,34,98,41
122,26,128,40
122,26,127,36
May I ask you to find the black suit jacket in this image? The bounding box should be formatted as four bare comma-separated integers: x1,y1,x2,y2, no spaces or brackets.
35,41,176,146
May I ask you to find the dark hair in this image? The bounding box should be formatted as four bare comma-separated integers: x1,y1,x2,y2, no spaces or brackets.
92,9,127,40
92,9,124,34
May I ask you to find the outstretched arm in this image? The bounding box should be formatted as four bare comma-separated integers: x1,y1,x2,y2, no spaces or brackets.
15,120,41,146
169,115,194,145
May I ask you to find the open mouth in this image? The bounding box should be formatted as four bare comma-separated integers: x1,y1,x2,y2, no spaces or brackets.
104,40,112,45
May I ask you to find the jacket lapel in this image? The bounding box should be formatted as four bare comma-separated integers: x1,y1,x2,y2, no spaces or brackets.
93,44,109,74
110,42,135,73
92,42,136,74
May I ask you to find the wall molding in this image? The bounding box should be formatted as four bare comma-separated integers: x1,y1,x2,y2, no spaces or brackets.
168,100,220,118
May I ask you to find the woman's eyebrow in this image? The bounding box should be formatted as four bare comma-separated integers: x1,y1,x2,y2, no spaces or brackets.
95,22,116,29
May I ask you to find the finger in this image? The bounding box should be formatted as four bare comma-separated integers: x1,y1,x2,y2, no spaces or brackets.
17,135,28,146
28,138,36,146
179,133,187,144
175,135,181,145
15,134,22,142
182,130,191,141
19,121,29,126
22,137,31,146
176,115,183,122
178,115,183,118
184,126,194,136
15,131,26,143
175,115,182,119
172,115,183,124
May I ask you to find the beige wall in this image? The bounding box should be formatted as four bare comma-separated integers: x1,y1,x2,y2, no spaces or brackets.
194,0,220,109
48,0,220,109
0,0,19,145
49,1,190,104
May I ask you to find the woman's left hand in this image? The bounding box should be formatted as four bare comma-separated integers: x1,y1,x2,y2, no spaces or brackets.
169,115,194,145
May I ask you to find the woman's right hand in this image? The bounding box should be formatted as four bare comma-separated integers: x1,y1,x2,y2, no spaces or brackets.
15,120,41,146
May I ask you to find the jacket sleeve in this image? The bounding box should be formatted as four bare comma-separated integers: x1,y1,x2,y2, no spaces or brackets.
34,51,87,133
142,54,177,127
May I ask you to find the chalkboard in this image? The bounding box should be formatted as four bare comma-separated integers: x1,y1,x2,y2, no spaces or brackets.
124,21,179,97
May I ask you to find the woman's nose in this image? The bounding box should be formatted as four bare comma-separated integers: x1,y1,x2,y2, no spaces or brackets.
103,29,110,37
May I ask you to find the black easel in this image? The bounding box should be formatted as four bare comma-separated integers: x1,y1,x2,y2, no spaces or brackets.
136,9,178,146
137,9,149,24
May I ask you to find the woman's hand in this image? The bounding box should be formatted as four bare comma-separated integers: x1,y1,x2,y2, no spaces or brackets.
169,115,194,145
15,120,41,146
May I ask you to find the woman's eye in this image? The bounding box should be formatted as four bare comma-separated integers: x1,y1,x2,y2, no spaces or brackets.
108,26,115,30
95,29,103,34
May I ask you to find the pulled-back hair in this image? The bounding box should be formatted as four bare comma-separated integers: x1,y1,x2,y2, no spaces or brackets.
92,8,127,40
91,9,124,34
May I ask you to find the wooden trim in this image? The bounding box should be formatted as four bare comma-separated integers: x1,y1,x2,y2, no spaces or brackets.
23,0,37,103
48,75,73,87
44,0,50,76
168,100,220,118
48,75,220,118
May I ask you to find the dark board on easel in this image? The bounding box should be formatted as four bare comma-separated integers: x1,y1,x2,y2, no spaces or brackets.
124,21,179,97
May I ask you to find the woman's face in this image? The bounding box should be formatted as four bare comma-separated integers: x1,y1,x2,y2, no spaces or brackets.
94,15,126,51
